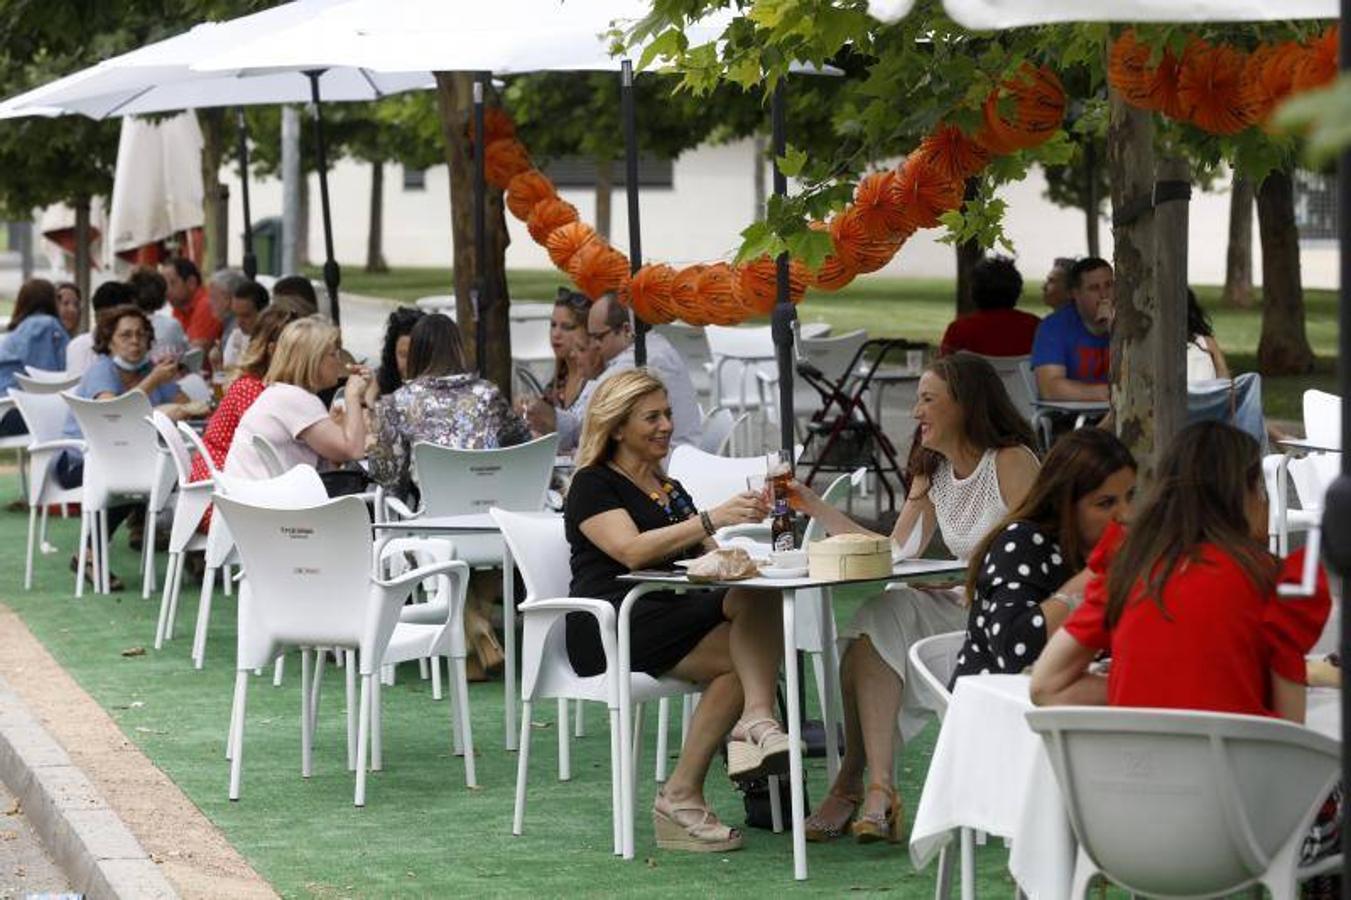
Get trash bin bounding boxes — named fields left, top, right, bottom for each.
left=250, top=217, right=283, bottom=276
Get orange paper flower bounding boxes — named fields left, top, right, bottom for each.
left=805, top=221, right=858, bottom=292
left=731, top=255, right=807, bottom=316
left=526, top=197, right=578, bottom=244
left=697, top=263, right=744, bottom=326
left=625, top=263, right=677, bottom=324
left=466, top=106, right=516, bottom=145
left=670, top=265, right=712, bottom=326
left=568, top=241, right=630, bottom=300
left=505, top=170, right=558, bottom=222
left=889, top=156, right=964, bottom=233
left=484, top=139, right=532, bottom=190
left=545, top=221, right=597, bottom=270
left=1107, top=30, right=1184, bottom=119
left=915, top=125, right=991, bottom=183
left=1293, top=25, right=1338, bottom=93
left=829, top=208, right=899, bottom=275
left=1241, top=44, right=1282, bottom=124
left=1176, top=39, right=1253, bottom=135
left=852, top=171, right=910, bottom=241
left=978, top=63, right=1067, bottom=152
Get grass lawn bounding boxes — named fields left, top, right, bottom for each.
left=0, top=485, right=1031, bottom=898
left=320, top=267, right=1339, bottom=424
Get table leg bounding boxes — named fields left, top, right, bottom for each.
left=503, top=541, right=517, bottom=751
left=818, top=588, right=841, bottom=784
left=782, top=589, right=808, bottom=881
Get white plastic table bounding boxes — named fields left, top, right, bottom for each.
left=621, top=556, right=966, bottom=879
left=909, top=674, right=1341, bottom=900
left=372, top=510, right=560, bottom=751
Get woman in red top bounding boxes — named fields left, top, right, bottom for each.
left=1031, top=421, right=1330, bottom=721
left=189, top=306, right=299, bottom=530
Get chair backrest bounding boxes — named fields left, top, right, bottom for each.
left=698, top=408, right=736, bottom=455
left=975, top=354, right=1034, bottom=421
left=802, top=468, right=865, bottom=545
left=15, top=372, right=81, bottom=393
left=207, top=465, right=329, bottom=565
left=148, top=411, right=194, bottom=485
left=177, top=372, right=212, bottom=403
left=800, top=330, right=868, bottom=385
left=667, top=443, right=767, bottom=511
left=412, top=433, right=558, bottom=517
left=8, top=389, right=72, bottom=444
left=509, top=316, right=553, bottom=363
left=214, top=494, right=376, bottom=662
left=23, top=366, right=79, bottom=384
left=179, top=347, right=204, bottom=374
left=654, top=322, right=710, bottom=368
left=62, top=390, right=162, bottom=497
left=513, top=364, right=546, bottom=400
left=1303, top=389, right=1341, bottom=451
left=1025, top=706, right=1339, bottom=897
left=490, top=508, right=571, bottom=601
left=251, top=434, right=288, bottom=477
left=906, top=631, right=967, bottom=718
left=177, top=420, right=218, bottom=478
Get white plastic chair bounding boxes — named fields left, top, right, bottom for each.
left=493, top=508, right=701, bottom=860
left=412, top=294, right=456, bottom=315
left=509, top=312, right=554, bottom=384
left=1018, top=360, right=1056, bottom=450
left=908, top=631, right=977, bottom=900
left=667, top=443, right=770, bottom=512
left=1026, top=707, right=1341, bottom=900
left=62, top=390, right=175, bottom=597
left=975, top=354, right=1033, bottom=423
left=7, top=389, right=83, bottom=590
left=191, top=465, right=329, bottom=669
left=1267, top=389, right=1342, bottom=554
left=654, top=322, right=712, bottom=400
left=177, top=372, right=212, bottom=402
left=146, top=412, right=211, bottom=647
left=14, top=372, right=81, bottom=393
left=759, top=329, right=869, bottom=433
left=251, top=434, right=288, bottom=477
left=216, top=492, right=462, bottom=807
left=377, top=537, right=477, bottom=786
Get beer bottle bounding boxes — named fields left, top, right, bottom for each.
left=770, top=484, right=795, bottom=552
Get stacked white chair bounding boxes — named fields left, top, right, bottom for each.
left=62, top=390, right=175, bottom=597
left=216, top=492, right=462, bottom=806
left=1026, top=707, right=1341, bottom=899
left=7, top=389, right=84, bottom=589
left=146, top=412, right=212, bottom=647
left=908, top=631, right=978, bottom=900
left=15, top=371, right=81, bottom=392
left=494, top=508, right=703, bottom=860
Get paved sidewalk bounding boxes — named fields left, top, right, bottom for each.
left=0, top=778, right=70, bottom=898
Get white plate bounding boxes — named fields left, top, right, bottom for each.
left=757, top=565, right=810, bottom=579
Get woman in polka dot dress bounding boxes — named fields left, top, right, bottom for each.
left=953, top=429, right=1137, bottom=681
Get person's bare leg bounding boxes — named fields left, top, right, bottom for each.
left=806, top=640, right=868, bottom=833
left=721, top=588, right=783, bottom=722
left=849, top=636, right=904, bottom=820
left=662, top=624, right=741, bottom=811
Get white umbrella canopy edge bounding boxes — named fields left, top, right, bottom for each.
left=869, top=0, right=1336, bottom=25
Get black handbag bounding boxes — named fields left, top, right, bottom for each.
left=319, top=467, right=371, bottom=497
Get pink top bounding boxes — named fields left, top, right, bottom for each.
left=224, top=383, right=329, bottom=481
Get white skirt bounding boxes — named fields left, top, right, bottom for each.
left=838, top=584, right=968, bottom=744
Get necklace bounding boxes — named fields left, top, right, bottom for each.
left=608, top=460, right=695, bottom=524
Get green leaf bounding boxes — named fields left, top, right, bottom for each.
left=784, top=229, right=834, bottom=270
left=777, top=144, right=809, bottom=178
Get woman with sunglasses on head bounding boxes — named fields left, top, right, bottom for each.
left=543, top=289, right=595, bottom=410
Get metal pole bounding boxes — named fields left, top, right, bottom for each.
left=235, top=108, right=257, bottom=281
left=473, top=74, right=489, bottom=375
left=622, top=60, right=648, bottom=367
left=770, top=83, right=796, bottom=459
left=305, top=71, right=341, bottom=327
left=1327, top=3, right=1351, bottom=888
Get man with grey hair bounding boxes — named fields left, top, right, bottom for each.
left=209, top=268, right=249, bottom=365
left=525, top=293, right=702, bottom=453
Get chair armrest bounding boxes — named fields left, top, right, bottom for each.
left=373, top=558, right=470, bottom=595
left=519, top=596, right=616, bottom=622
left=383, top=495, right=422, bottom=520
left=27, top=438, right=85, bottom=455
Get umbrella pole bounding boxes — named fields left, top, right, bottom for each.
left=473, top=74, right=489, bottom=375
left=305, top=70, right=341, bottom=328
left=235, top=108, right=257, bottom=281
left=622, top=60, right=647, bottom=366
left=1329, top=1, right=1351, bottom=882
left=770, top=83, right=796, bottom=459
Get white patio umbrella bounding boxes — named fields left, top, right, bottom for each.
left=0, top=0, right=434, bottom=318
left=106, top=113, right=206, bottom=267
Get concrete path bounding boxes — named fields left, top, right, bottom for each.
left=0, top=778, right=70, bottom=898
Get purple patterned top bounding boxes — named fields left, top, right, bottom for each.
left=369, top=373, right=531, bottom=498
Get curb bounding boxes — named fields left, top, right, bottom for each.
left=0, top=675, right=178, bottom=899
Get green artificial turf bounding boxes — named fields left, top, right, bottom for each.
left=0, top=484, right=1031, bottom=898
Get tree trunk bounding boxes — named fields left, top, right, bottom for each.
left=365, top=159, right=388, bottom=274
left=434, top=72, right=512, bottom=392
left=280, top=105, right=302, bottom=275
left=199, top=108, right=228, bottom=272
left=1255, top=169, right=1314, bottom=374
left=1221, top=173, right=1254, bottom=308
left=1152, top=155, right=1190, bottom=456
left=954, top=177, right=981, bottom=316
left=296, top=172, right=310, bottom=268
left=594, top=156, right=613, bottom=242
left=1106, top=88, right=1161, bottom=480
left=73, top=196, right=91, bottom=328
left=1083, top=140, right=1100, bottom=257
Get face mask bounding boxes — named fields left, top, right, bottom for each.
left=111, top=355, right=145, bottom=373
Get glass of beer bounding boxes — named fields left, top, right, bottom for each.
left=766, top=450, right=795, bottom=509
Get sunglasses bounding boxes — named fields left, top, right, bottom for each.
left=555, top=288, right=591, bottom=310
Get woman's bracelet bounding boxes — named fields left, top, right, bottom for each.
left=699, top=510, right=716, bottom=536
left=1049, top=591, right=1082, bottom=611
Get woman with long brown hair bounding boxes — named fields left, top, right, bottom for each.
left=797, top=352, right=1040, bottom=843
left=1032, top=421, right=1330, bottom=718
left=0, top=278, right=68, bottom=435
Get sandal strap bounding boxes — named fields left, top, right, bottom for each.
left=732, top=717, right=785, bottom=748
left=660, top=802, right=737, bottom=840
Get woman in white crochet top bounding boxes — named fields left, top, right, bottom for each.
left=793, top=352, right=1040, bottom=844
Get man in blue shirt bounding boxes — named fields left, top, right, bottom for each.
left=1031, top=256, right=1113, bottom=402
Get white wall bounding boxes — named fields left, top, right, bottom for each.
left=222, top=137, right=1339, bottom=290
